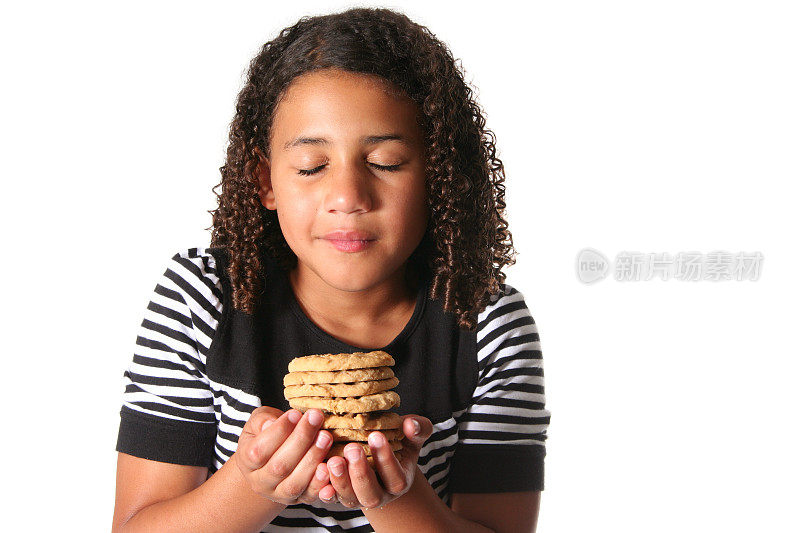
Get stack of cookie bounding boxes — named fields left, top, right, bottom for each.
left=284, top=351, right=404, bottom=467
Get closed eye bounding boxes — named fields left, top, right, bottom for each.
left=297, top=163, right=402, bottom=176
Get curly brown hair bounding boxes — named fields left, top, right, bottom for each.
left=209, top=7, right=517, bottom=331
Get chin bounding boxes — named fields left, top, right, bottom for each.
left=323, top=271, right=380, bottom=292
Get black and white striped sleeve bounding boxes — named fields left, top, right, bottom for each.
left=115, top=248, right=223, bottom=468
left=449, top=284, right=551, bottom=493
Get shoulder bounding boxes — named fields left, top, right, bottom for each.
left=475, top=282, right=539, bottom=361
left=477, top=282, right=536, bottom=333
left=480, top=282, right=528, bottom=314
left=157, top=247, right=224, bottom=320
left=167, top=246, right=222, bottom=280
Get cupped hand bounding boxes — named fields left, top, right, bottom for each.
left=234, top=406, right=335, bottom=506
left=319, top=415, right=433, bottom=509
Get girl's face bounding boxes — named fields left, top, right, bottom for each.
left=258, top=69, right=428, bottom=294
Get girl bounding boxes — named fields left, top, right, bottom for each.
left=113, top=7, right=550, bottom=533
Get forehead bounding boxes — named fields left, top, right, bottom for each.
left=287, top=69, right=406, bottom=99
left=270, top=70, right=422, bottom=148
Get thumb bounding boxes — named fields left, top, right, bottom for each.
left=402, top=415, right=433, bottom=448
left=244, top=405, right=285, bottom=435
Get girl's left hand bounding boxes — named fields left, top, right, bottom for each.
left=319, top=415, right=433, bottom=509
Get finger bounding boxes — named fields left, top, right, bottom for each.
left=258, top=409, right=325, bottom=491
left=319, top=482, right=337, bottom=503
left=344, top=443, right=384, bottom=510
left=237, top=406, right=284, bottom=457
left=401, top=416, right=433, bottom=452
left=244, top=406, right=285, bottom=435
left=298, top=462, right=332, bottom=504
left=267, top=408, right=325, bottom=470
left=274, top=428, right=333, bottom=501
left=327, top=456, right=359, bottom=508
left=367, top=432, right=406, bottom=496
left=391, top=416, right=435, bottom=469
left=238, top=409, right=302, bottom=472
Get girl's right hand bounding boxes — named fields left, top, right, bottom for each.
left=234, top=406, right=334, bottom=506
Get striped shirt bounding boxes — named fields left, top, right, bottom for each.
left=116, top=247, right=550, bottom=532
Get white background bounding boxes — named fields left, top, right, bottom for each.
left=2, top=1, right=798, bottom=531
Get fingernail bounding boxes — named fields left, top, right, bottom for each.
left=315, top=432, right=331, bottom=449
left=288, top=410, right=302, bottom=424
left=411, top=419, right=420, bottom=436
left=315, top=464, right=328, bottom=481
left=308, top=409, right=323, bottom=426
left=368, top=432, right=383, bottom=448
left=345, top=446, right=362, bottom=462
left=330, top=459, right=344, bottom=477
left=261, top=418, right=275, bottom=432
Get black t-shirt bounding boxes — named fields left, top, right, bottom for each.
left=116, top=247, right=550, bottom=531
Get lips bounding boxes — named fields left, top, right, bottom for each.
left=321, top=230, right=377, bottom=241
left=320, top=229, right=377, bottom=253
left=325, top=239, right=374, bottom=252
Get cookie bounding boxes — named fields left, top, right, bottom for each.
left=289, top=391, right=400, bottom=414
left=283, top=377, right=399, bottom=400
left=287, top=351, right=395, bottom=372
left=283, top=367, right=395, bottom=386
left=327, top=439, right=403, bottom=458
left=327, top=427, right=404, bottom=442
left=321, top=411, right=403, bottom=430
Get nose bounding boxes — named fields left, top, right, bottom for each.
left=323, top=159, right=374, bottom=214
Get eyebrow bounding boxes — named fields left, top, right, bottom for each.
left=283, top=133, right=409, bottom=151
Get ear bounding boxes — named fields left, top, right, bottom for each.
left=254, top=147, right=276, bottom=210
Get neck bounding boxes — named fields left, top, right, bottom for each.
left=288, top=261, right=422, bottom=332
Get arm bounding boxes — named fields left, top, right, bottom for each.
left=113, top=250, right=286, bottom=532
left=112, top=452, right=287, bottom=533
left=334, top=466, right=541, bottom=533
left=114, top=405, right=338, bottom=532
left=362, top=466, right=495, bottom=533
left=447, top=284, right=550, bottom=532
left=316, top=284, right=550, bottom=531
left=114, top=251, right=336, bottom=531
left=319, top=417, right=494, bottom=532
left=450, top=491, right=541, bottom=533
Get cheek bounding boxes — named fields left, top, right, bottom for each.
left=279, top=210, right=310, bottom=236
left=275, top=201, right=314, bottom=242
left=402, top=185, right=428, bottom=230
